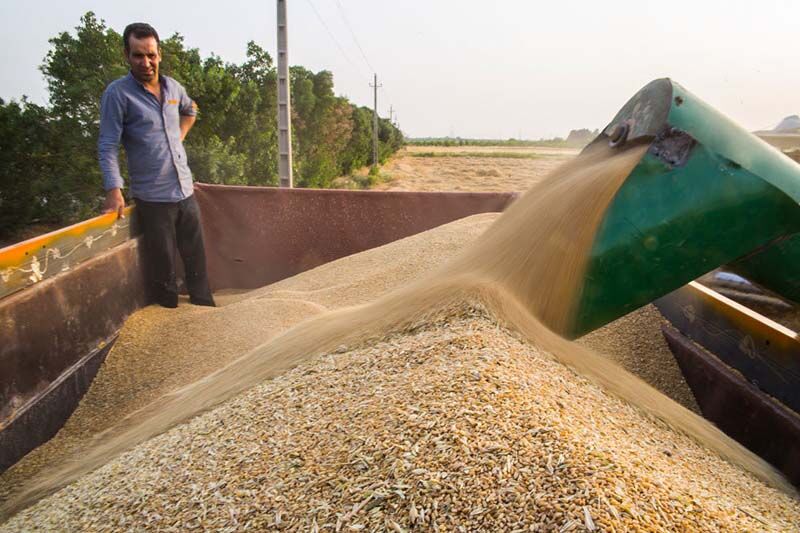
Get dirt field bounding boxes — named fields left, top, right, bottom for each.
left=376, top=145, right=579, bottom=192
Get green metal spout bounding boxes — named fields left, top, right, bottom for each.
left=567, top=78, right=800, bottom=338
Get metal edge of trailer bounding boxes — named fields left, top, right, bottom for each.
left=0, top=207, right=137, bottom=300
left=655, top=281, right=800, bottom=486
left=0, top=239, right=149, bottom=472
left=0, top=336, right=118, bottom=472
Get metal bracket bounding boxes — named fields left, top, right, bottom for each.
left=649, top=127, right=696, bottom=168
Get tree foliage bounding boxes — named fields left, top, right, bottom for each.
left=0, top=12, right=403, bottom=240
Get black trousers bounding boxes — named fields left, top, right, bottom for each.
left=134, top=195, right=215, bottom=307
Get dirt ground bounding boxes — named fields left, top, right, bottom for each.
left=375, top=145, right=579, bottom=192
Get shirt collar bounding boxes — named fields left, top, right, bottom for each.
left=126, top=71, right=167, bottom=91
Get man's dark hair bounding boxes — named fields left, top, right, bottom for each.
left=123, top=23, right=160, bottom=52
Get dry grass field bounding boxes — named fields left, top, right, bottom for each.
left=375, top=145, right=579, bottom=192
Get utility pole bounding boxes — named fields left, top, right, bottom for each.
left=277, top=0, right=293, bottom=187
left=389, top=105, right=394, bottom=125
left=370, top=74, right=382, bottom=170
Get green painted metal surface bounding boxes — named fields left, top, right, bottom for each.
left=673, top=80, right=800, bottom=305
left=668, top=83, right=800, bottom=202
left=729, top=236, right=800, bottom=304
left=565, top=79, right=800, bottom=338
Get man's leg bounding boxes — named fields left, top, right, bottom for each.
left=135, top=198, right=180, bottom=308
left=176, top=195, right=215, bottom=306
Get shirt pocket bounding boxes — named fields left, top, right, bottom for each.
left=165, top=100, right=181, bottom=118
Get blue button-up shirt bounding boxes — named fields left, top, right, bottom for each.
left=98, top=73, right=196, bottom=202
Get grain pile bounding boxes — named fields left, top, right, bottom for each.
left=0, top=214, right=498, bottom=502
left=4, top=307, right=799, bottom=531
left=2, top=143, right=798, bottom=527
left=580, top=306, right=700, bottom=413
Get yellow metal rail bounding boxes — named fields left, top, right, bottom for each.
left=0, top=207, right=136, bottom=299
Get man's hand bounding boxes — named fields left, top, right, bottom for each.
left=103, top=188, right=126, bottom=219
left=179, top=114, right=196, bottom=141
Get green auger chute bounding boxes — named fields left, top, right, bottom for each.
left=566, top=78, right=800, bottom=338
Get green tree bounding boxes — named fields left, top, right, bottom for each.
left=225, top=42, right=279, bottom=185
left=38, top=12, right=127, bottom=224
left=340, top=106, right=373, bottom=173
left=42, top=12, right=127, bottom=128
left=0, top=99, right=51, bottom=238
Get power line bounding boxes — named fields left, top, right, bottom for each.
left=304, top=0, right=395, bottom=120
left=303, top=0, right=369, bottom=82
left=333, top=0, right=375, bottom=74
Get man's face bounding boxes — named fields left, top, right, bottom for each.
left=126, top=35, right=161, bottom=84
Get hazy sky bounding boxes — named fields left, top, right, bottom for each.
left=2, top=0, right=798, bottom=138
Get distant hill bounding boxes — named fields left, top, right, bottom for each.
left=565, top=128, right=599, bottom=148
left=774, top=115, right=800, bottom=133
left=755, top=115, right=800, bottom=151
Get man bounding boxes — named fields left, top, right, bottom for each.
left=99, top=22, right=215, bottom=308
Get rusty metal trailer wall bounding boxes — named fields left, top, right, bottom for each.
left=661, top=327, right=800, bottom=486
left=655, top=282, right=800, bottom=486
left=194, top=184, right=517, bottom=291
left=0, top=240, right=149, bottom=471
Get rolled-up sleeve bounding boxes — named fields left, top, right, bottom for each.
left=98, top=86, right=125, bottom=191
left=178, top=84, right=197, bottom=116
